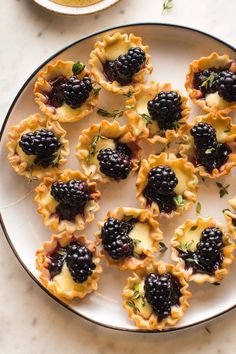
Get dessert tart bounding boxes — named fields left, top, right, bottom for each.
left=180, top=113, right=236, bottom=178
left=35, top=169, right=101, bottom=233
left=224, top=197, right=236, bottom=240
left=95, top=207, right=163, bottom=270
left=34, top=59, right=100, bottom=123
left=125, top=82, right=190, bottom=143
left=136, top=153, right=198, bottom=218
left=36, top=232, right=102, bottom=300
left=185, top=52, right=236, bottom=114
left=89, top=32, right=153, bottom=95
left=171, top=216, right=235, bottom=284
left=7, top=113, right=69, bottom=180
left=76, top=120, right=141, bottom=183
left=122, top=261, right=191, bottom=330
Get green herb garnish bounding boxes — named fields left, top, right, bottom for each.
left=201, top=72, right=217, bottom=89
left=190, top=225, right=198, bottom=231
left=140, top=113, right=153, bottom=127
left=91, top=87, right=101, bottom=96
left=162, top=0, right=173, bottom=12
left=216, top=182, right=229, bottom=198
left=174, top=195, right=187, bottom=209
left=86, top=135, right=107, bottom=161
left=178, top=240, right=194, bottom=253
left=196, top=202, right=202, bottom=214
left=57, top=248, right=67, bottom=256
left=97, top=108, right=124, bottom=120
left=159, top=242, right=168, bottom=254
left=123, top=91, right=133, bottom=98
left=72, top=61, right=85, bottom=75
left=126, top=300, right=140, bottom=313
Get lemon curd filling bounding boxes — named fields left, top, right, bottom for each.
left=51, top=0, right=102, bottom=7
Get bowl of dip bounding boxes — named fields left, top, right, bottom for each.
left=33, top=0, right=121, bottom=15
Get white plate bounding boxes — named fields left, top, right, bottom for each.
left=33, top=0, right=121, bottom=15
left=1, top=23, right=236, bottom=332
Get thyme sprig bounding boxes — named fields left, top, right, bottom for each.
left=97, top=108, right=124, bottom=120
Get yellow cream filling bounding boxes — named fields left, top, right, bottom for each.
left=53, top=263, right=88, bottom=292
left=16, top=144, right=36, bottom=165
left=174, top=167, right=190, bottom=195
left=128, top=222, right=152, bottom=255
left=205, top=92, right=228, bottom=109
left=132, top=281, right=152, bottom=319
left=177, top=225, right=205, bottom=252
left=89, top=138, right=116, bottom=171
left=40, top=190, right=59, bottom=213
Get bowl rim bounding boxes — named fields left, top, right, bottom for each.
left=1, top=22, right=236, bottom=333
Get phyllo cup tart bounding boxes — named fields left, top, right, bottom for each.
left=36, top=232, right=102, bottom=300
left=171, top=216, right=235, bottom=284
left=224, top=197, right=236, bottom=240
left=95, top=207, right=163, bottom=271
left=7, top=113, right=69, bottom=180
left=179, top=113, right=236, bottom=179
left=34, top=59, right=100, bottom=123
left=185, top=52, right=236, bottom=114
left=35, top=169, right=101, bottom=233
left=125, top=82, right=190, bottom=143
left=89, top=32, right=153, bottom=95
left=136, top=153, right=198, bottom=218
left=76, top=120, right=141, bottom=183
left=122, top=261, right=191, bottom=330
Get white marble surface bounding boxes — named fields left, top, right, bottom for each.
left=0, top=0, right=236, bottom=353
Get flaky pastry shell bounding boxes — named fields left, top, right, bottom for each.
left=179, top=113, right=236, bottom=179
left=75, top=120, right=142, bottom=183
left=136, top=153, right=198, bottom=218
left=171, top=216, right=235, bottom=284
left=36, top=232, right=102, bottom=300
left=185, top=52, right=236, bottom=114
left=89, top=32, right=153, bottom=95
left=95, top=207, right=163, bottom=270
left=34, top=60, right=99, bottom=123
left=125, top=82, right=190, bottom=143
left=122, top=261, right=191, bottom=330
left=7, top=113, right=69, bottom=180
left=35, top=169, right=101, bottom=233
left=223, top=197, right=236, bottom=240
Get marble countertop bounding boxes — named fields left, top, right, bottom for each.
left=0, top=0, right=236, bottom=353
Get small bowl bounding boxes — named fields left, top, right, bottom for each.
left=33, top=0, right=121, bottom=15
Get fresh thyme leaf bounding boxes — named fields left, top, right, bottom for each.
left=50, top=151, right=60, bottom=167
left=136, top=159, right=142, bottom=173
left=126, top=300, right=140, bottom=313
left=186, top=257, right=195, bottom=263
left=201, top=72, right=217, bottom=89
left=177, top=240, right=194, bottom=253
left=91, top=87, right=101, bottom=96
left=162, top=0, right=173, bottom=12
left=97, top=108, right=124, bottom=120
left=159, top=242, right=168, bottom=254
left=172, top=121, right=184, bottom=131
left=196, top=202, right=202, bottom=214
left=156, top=129, right=166, bottom=137
left=190, top=225, right=198, bottom=231
left=174, top=195, right=187, bottom=209
left=125, top=103, right=135, bottom=109
left=123, top=215, right=135, bottom=222
left=57, top=248, right=67, bottom=256
left=123, top=91, right=134, bottom=98
left=205, top=147, right=215, bottom=154
left=72, top=61, right=85, bottom=75
left=86, top=135, right=107, bottom=161
left=140, top=113, right=153, bottom=127
left=216, top=182, right=229, bottom=198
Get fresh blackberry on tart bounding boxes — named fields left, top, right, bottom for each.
left=171, top=217, right=235, bottom=283
left=76, top=120, right=141, bottom=183
left=35, top=169, right=100, bottom=233
left=89, top=32, right=152, bottom=94
left=36, top=233, right=102, bottom=300
left=97, top=207, right=163, bottom=270
left=34, top=59, right=99, bottom=123
left=125, top=82, right=190, bottom=144
left=185, top=52, right=236, bottom=113
left=122, top=262, right=191, bottom=330
left=7, top=113, right=69, bottom=180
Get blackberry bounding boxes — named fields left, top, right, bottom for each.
left=196, top=142, right=231, bottom=173
left=47, top=76, right=68, bottom=108
left=103, top=47, right=146, bottom=86
left=97, top=143, right=132, bottom=180
left=147, top=91, right=182, bottom=130
left=143, top=185, right=177, bottom=214
left=194, top=68, right=218, bottom=96
left=66, top=242, right=96, bottom=283
left=51, top=180, right=90, bottom=207
left=179, top=227, right=224, bottom=275
left=19, top=129, right=60, bottom=167
left=48, top=249, right=66, bottom=279
left=190, top=122, right=218, bottom=153
left=62, top=76, right=92, bottom=109
left=216, top=70, right=236, bottom=102
left=147, top=166, right=178, bottom=195
left=51, top=180, right=90, bottom=221
left=144, top=273, right=181, bottom=321
left=101, top=217, right=134, bottom=259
